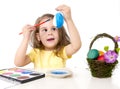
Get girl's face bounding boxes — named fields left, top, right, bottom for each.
left=37, top=18, right=59, bottom=50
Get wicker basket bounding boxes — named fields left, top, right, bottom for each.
left=87, top=33, right=118, bottom=78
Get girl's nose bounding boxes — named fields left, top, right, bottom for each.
left=47, top=29, right=52, bottom=35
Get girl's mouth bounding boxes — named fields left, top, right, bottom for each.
left=47, top=38, right=55, bottom=41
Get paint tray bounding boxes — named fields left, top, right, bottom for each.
left=0, top=67, right=45, bottom=84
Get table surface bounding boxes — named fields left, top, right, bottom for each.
left=1, top=66, right=120, bottom=89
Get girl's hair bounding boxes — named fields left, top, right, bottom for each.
left=30, top=13, right=70, bottom=56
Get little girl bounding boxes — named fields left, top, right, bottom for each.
left=14, top=4, right=82, bottom=70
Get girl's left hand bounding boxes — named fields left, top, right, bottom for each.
left=55, top=4, right=72, bottom=22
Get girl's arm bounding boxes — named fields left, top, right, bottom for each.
left=56, top=5, right=82, bottom=56
left=14, top=25, right=35, bottom=66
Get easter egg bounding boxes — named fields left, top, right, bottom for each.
left=53, top=12, right=64, bottom=28
left=87, top=49, right=99, bottom=59
left=99, top=51, right=104, bottom=56
left=97, top=55, right=105, bottom=62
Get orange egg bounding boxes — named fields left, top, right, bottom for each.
left=99, top=51, right=104, bottom=56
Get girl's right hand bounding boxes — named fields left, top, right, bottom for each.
left=22, top=24, right=36, bottom=38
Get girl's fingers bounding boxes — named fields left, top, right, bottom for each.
left=20, top=25, right=35, bottom=35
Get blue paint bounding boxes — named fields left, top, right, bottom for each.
left=22, top=70, right=32, bottom=74
left=51, top=71, right=67, bottom=74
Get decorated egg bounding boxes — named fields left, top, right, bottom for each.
left=97, top=55, right=105, bottom=62
left=53, top=12, right=64, bottom=28
left=99, top=51, right=104, bottom=56
left=87, top=49, right=99, bottom=59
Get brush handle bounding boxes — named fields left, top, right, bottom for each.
left=19, top=19, right=50, bottom=35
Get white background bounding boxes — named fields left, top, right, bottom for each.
left=0, top=0, right=120, bottom=69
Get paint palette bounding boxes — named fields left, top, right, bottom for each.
left=0, top=67, right=45, bottom=84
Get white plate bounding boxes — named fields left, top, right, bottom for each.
left=47, top=69, right=72, bottom=78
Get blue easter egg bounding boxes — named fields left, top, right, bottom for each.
left=53, top=12, right=64, bottom=28
left=87, top=49, right=99, bottom=59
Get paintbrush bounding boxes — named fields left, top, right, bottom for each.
left=19, top=18, right=50, bottom=35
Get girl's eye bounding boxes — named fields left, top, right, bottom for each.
left=52, top=27, right=57, bottom=31
left=44, top=29, right=47, bottom=32
left=41, top=29, right=47, bottom=32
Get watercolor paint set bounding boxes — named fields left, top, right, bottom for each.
left=0, top=67, right=45, bottom=84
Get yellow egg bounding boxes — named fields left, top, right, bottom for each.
left=99, top=51, right=104, bottom=56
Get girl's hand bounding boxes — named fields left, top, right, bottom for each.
left=55, top=4, right=72, bottom=22
left=22, top=24, right=36, bottom=38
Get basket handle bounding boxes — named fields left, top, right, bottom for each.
left=89, top=33, right=118, bottom=53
